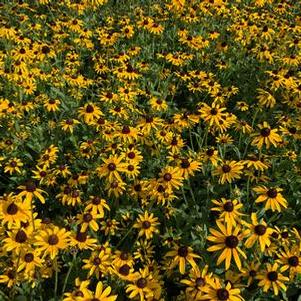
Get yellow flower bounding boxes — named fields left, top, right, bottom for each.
left=251, top=121, right=282, bottom=149
left=213, top=160, right=244, bottom=184
left=77, top=211, right=100, bottom=232
left=158, top=166, right=184, bottom=191
left=44, top=98, right=60, bottom=112
left=166, top=244, right=200, bottom=274
left=201, top=276, right=244, bottom=301
left=4, top=158, right=23, bottom=175
left=17, top=181, right=47, bottom=204
left=133, top=211, right=160, bottom=240
left=0, top=193, right=30, bottom=228
left=253, top=185, right=287, bottom=212
left=82, top=249, right=111, bottom=278
left=181, top=265, right=212, bottom=300
left=35, top=226, right=70, bottom=259
left=78, top=103, right=103, bottom=124
left=211, top=198, right=243, bottom=229
left=97, top=155, right=126, bottom=182
left=243, top=213, right=273, bottom=252
left=207, top=221, right=246, bottom=270
left=256, top=263, right=289, bottom=296
left=82, top=281, right=117, bottom=301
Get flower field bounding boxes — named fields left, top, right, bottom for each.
left=0, top=0, right=301, bottom=300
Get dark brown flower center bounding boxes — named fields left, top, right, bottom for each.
left=91, top=256, right=100, bottom=266
left=288, top=256, right=299, bottom=267
left=10, top=160, right=17, bottom=167
left=210, top=108, right=218, bottom=115
left=15, top=230, right=27, bottom=243
left=206, top=149, right=214, bottom=156
left=163, top=173, right=172, bottom=181
left=217, top=288, right=229, bottom=300
left=225, top=235, right=239, bottom=248
left=119, top=264, right=130, bottom=276
left=222, top=164, right=231, bottom=173
left=267, top=271, right=278, bottom=281
left=223, top=201, right=234, bottom=212
left=92, top=196, right=101, bottom=205
left=76, top=232, right=87, bottom=242
left=122, top=126, right=130, bottom=134
left=128, top=152, right=135, bottom=159
left=249, top=270, right=257, bottom=277
left=85, top=104, right=94, bottom=113
left=41, top=45, right=50, bottom=54
left=137, top=277, right=147, bottom=288
left=254, top=225, right=266, bottom=236
left=120, top=252, right=129, bottom=260
left=83, top=213, right=92, bottom=223
left=48, top=234, right=59, bottom=245
left=26, top=181, right=36, bottom=192
left=7, top=203, right=18, bottom=215
left=178, top=246, right=188, bottom=257
left=260, top=127, right=271, bottom=137
left=24, top=253, right=34, bottom=262
left=142, top=221, right=151, bottom=229
left=128, top=165, right=134, bottom=171
left=108, top=163, right=116, bottom=171
left=267, top=188, right=277, bottom=198
left=74, top=290, right=84, bottom=297
left=281, top=231, right=289, bottom=239
left=181, top=159, right=190, bottom=169
left=195, top=277, right=205, bottom=287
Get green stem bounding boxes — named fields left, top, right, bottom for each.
left=62, top=253, right=77, bottom=296
left=54, top=258, right=58, bottom=300
left=187, top=178, right=197, bottom=211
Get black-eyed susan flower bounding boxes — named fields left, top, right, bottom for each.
left=78, top=103, right=103, bottom=124
left=251, top=122, right=282, bottom=149
left=213, top=161, right=244, bottom=184
left=77, top=211, right=100, bottom=232
left=211, top=198, right=243, bottom=229
left=125, top=267, right=154, bottom=301
left=207, top=221, right=247, bottom=270
left=253, top=186, right=288, bottom=212
left=82, top=249, right=111, bottom=278
left=133, top=211, right=160, bottom=240
left=158, top=166, right=184, bottom=191
left=85, top=196, right=110, bottom=217
left=256, top=263, right=289, bottom=296
left=201, top=276, right=244, bottom=301
left=243, top=213, right=273, bottom=252
left=17, top=181, right=47, bottom=204
left=35, top=226, right=70, bottom=259
left=166, top=244, right=200, bottom=274
left=4, top=157, right=23, bottom=175
left=0, top=194, right=30, bottom=228
left=70, top=230, right=97, bottom=250
left=81, top=281, right=117, bottom=301
left=278, top=247, right=301, bottom=278
left=97, top=155, right=126, bottom=182
left=181, top=265, right=212, bottom=300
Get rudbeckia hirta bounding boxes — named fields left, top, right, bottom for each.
left=256, top=263, right=289, bottom=296
left=207, top=221, right=247, bottom=270
left=202, top=276, right=244, bottom=301
left=213, top=160, right=244, bottom=184
left=243, top=213, right=273, bottom=252
left=166, top=244, right=200, bottom=274
left=133, top=211, right=160, bottom=240
left=35, top=226, right=70, bottom=259
left=251, top=121, right=282, bottom=149
left=253, top=186, right=287, bottom=212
